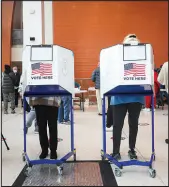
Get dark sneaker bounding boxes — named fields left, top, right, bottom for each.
left=128, top=149, right=138, bottom=160
left=4, top=111, right=8, bottom=114
left=11, top=110, right=16, bottom=114
left=165, top=139, right=169, bottom=144
left=50, top=151, right=57, bottom=159
left=110, top=153, right=121, bottom=160
left=39, top=151, right=48, bottom=159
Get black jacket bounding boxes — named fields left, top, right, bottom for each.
left=9, top=72, right=21, bottom=87
left=2, top=69, right=15, bottom=94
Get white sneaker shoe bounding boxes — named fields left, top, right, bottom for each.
left=143, top=108, right=151, bottom=112
left=106, top=126, right=113, bottom=132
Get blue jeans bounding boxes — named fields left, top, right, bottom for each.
left=58, top=96, right=71, bottom=122
left=26, top=108, right=37, bottom=128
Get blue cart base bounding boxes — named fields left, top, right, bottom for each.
left=23, top=85, right=76, bottom=176
left=101, top=150, right=156, bottom=178
left=101, top=85, right=156, bottom=178
left=22, top=149, right=76, bottom=176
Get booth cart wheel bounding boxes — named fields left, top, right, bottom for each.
left=73, top=149, right=76, bottom=161
left=101, top=156, right=105, bottom=161
left=74, top=154, right=76, bottom=161
left=115, top=168, right=122, bottom=177
left=153, top=155, right=156, bottom=161
left=22, top=154, right=26, bottom=162
left=24, top=167, right=32, bottom=177
left=57, top=166, right=63, bottom=175
left=149, top=169, right=156, bottom=178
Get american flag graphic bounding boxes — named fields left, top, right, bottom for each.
left=124, top=63, right=146, bottom=76
left=31, top=62, right=52, bottom=76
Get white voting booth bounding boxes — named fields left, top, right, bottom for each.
left=100, top=44, right=154, bottom=98
left=22, top=45, right=74, bottom=94
left=21, top=45, right=77, bottom=170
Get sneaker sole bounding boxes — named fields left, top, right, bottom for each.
left=128, top=154, right=137, bottom=160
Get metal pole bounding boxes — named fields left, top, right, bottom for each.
left=102, top=96, right=106, bottom=153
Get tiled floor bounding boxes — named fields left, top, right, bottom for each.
left=2, top=104, right=168, bottom=186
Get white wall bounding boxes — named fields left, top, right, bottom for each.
left=22, top=1, right=42, bottom=46
left=44, top=1, right=53, bottom=44
left=11, top=46, right=23, bottom=61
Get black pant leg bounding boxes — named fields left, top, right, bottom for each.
left=35, top=105, right=49, bottom=152
left=128, top=102, right=142, bottom=150
left=166, top=93, right=169, bottom=105
left=21, top=99, right=23, bottom=107
left=47, top=106, right=58, bottom=152
left=108, top=97, right=111, bottom=107
left=106, top=105, right=113, bottom=127
left=15, top=89, right=19, bottom=106
left=112, top=104, right=127, bottom=154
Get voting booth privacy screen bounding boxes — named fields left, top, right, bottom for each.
left=100, top=44, right=154, bottom=97
left=22, top=45, right=74, bottom=94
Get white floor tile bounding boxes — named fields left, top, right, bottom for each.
left=2, top=105, right=168, bottom=186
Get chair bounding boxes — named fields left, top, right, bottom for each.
left=88, top=87, right=96, bottom=105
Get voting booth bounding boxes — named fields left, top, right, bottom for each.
left=100, top=43, right=156, bottom=178
left=21, top=45, right=76, bottom=175
left=100, top=43, right=154, bottom=98
left=22, top=45, right=74, bottom=95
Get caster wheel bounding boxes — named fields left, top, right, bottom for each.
left=74, top=154, right=76, bottom=161
left=153, top=155, right=156, bottom=161
left=28, top=163, right=32, bottom=168
left=149, top=169, right=156, bottom=178
left=24, top=167, right=31, bottom=177
left=101, top=156, right=105, bottom=161
left=57, top=166, right=63, bottom=175
left=115, top=168, right=122, bottom=177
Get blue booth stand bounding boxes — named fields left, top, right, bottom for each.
left=22, top=85, right=76, bottom=176
left=101, top=85, right=156, bottom=178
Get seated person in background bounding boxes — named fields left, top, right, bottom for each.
left=144, top=70, right=160, bottom=111
left=157, top=61, right=168, bottom=144
left=75, top=81, right=80, bottom=89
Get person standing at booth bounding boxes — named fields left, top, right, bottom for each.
left=10, top=66, right=21, bottom=107
left=110, top=34, right=144, bottom=160
left=29, top=96, right=61, bottom=159
left=144, top=70, right=160, bottom=111
left=2, top=65, right=16, bottom=114
left=58, top=96, right=71, bottom=125
left=157, top=61, right=168, bottom=144
left=91, top=62, right=103, bottom=115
